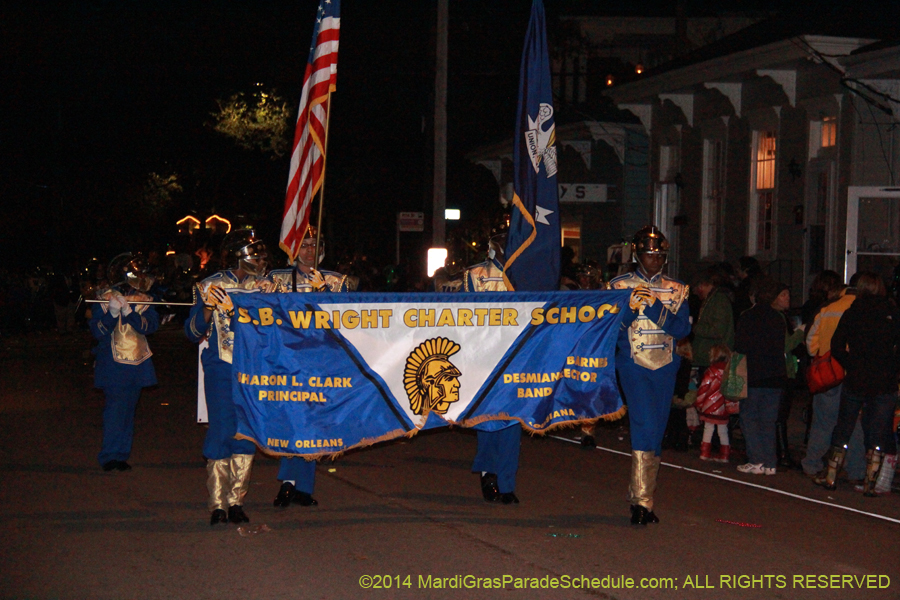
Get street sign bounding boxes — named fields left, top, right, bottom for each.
left=397, top=211, right=425, bottom=232
left=559, top=183, right=609, bottom=203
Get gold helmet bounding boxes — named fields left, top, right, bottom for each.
left=107, top=252, right=155, bottom=292
left=221, top=227, right=268, bottom=275
left=631, top=225, right=669, bottom=258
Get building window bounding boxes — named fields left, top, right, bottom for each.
left=750, top=131, right=776, bottom=254
left=821, top=116, right=836, bottom=147
left=552, top=54, right=587, bottom=105
left=701, top=139, right=725, bottom=257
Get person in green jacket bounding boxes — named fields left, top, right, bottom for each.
left=692, top=267, right=735, bottom=377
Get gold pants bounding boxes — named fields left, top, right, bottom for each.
left=206, top=454, right=254, bottom=511
left=227, top=454, right=254, bottom=507
left=629, top=450, right=660, bottom=511
left=206, top=459, right=230, bottom=512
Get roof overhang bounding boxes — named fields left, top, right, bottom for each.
left=606, top=35, right=876, bottom=104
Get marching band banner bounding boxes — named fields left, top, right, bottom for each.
left=231, top=290, right=628, bottom=458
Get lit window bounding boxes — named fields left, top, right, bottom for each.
left=756, top=131, right=776, bottom=190
left=752, top=131, right=776, bottom=253
left=821, top=116, right=836, bottom=147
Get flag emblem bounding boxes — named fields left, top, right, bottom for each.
left=524, top=103, right=557, bottom=176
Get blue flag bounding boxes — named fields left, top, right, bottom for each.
left=503, top=0, right=561, bottom=292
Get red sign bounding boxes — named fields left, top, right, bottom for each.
left=397, top=211, right=425, bottom=232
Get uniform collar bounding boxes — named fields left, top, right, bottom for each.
left=634, top=269, right=662, bottom=285
left=222, top=270, right=252, bottom=284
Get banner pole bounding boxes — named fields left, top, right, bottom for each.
left=314, top=91, right=333, bottom=264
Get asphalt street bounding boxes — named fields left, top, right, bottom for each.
left=2, top=325, right=899, bottom=600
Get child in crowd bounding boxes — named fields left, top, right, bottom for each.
left=694, top=345, right=737, bottom=463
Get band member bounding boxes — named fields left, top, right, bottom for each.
left=185, top=228, right=269, bottom=526
left=267, top=226, right=349, bottom=509
left=90, top=252, right=159, bottom=472
left=433, top=251, right=464, bottom=293
left=462, top=215, right=521, bottom=504
left=610, top=226, right=690, bottom=525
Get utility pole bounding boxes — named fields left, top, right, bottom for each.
left=432, top=0, right=448, bottom=248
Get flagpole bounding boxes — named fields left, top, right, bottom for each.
left=313, top=91, right=333, bottom=263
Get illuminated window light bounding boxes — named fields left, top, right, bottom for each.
left=427, top=248, right=448, bottom=277
left=445, top=209, right=461, bottom=220
left=205, top=214, right=232, bottom=234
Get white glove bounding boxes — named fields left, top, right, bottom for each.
left=120, top=296, right=133, bottom=317
left=308, top=269, right=328, bottom=292
left=107, top=293, right=124, bottom=318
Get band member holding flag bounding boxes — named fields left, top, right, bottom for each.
left=463, top=216, right=520, bottom=504
left=610, top=226, right=690, bottom=526
left=185, top=228, right=269, bottom=526
left=90, top=252, right=159, bottom=472
left=271, top=0, right=341, bottom=509
left=461, top=0, right=562, bottom=505
left=268, top=225, right=350, bottom=508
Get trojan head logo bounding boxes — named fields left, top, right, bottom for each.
left=403, top=337, right=462, bottom=416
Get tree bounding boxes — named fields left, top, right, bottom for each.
left=140, top=172, right=183, bottom=217
left=211, top=86, right=292, bottom=159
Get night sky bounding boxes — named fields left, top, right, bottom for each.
left=3, top=0, right=794, bottom=273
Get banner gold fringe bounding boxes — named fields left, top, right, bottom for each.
left=236, top=404, right=627, bottom=459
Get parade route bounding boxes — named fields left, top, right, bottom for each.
left=2, top=326, right=899, bottom=600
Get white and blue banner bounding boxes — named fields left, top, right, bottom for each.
left=231, top=291, right=628, bottom=457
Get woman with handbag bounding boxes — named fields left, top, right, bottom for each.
left=734, top=277, right=791, bottom=475
left=803, top=272, right=866, bottom=480
left=814, top=272, right=900, bottom=495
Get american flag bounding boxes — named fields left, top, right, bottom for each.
left=280, top=0, right=341, bottom=261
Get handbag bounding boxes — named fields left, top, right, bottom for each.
left=807, top=351, right=844, bottom=394
left=721, top=352, right=748, bottom=401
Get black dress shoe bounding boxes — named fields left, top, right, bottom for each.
left=500, top=492, right=519, bottom=505
left=480, top=473, right=500, bottom=502
left=646, top=511, right=660, bottom=524
left=292, top=491, right=319, bottom=506
left=274, top=482, right=295, bottom=507
left=210, top=509, right=228, bottom=526
left=581, top=435, right=596, bottom=448
left=228, top=505, right=250, bottom=523
left=115, top=461, right=132, bottom=471
left=630, top=504, right=650, bottom=526
left=102, top=461, right=118, bottom=472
